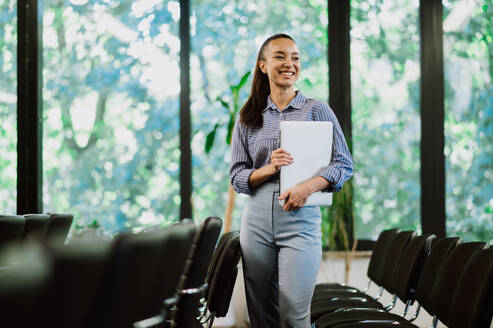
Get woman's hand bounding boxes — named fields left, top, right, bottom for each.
left=278, top=184, right=311, bottom=211
left=270, top=148, right=293, bottom=173
left=278, top=177, right=330, bottom=211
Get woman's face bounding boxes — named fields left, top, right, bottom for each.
left=259, top=38, right=301, bottom=89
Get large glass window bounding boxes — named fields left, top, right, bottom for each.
left=43, top=0, right=181, bottom=233
left=351, top=0, right=421, bottom=239
left=190, top=0, right=329, bottom=228
left=0, top=0, right=17, bottom=214
left=443, top=0, right=492, bottom=242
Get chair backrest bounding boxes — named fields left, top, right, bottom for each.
left=46, top=213, right=74, bottom=246
left=204, top=231, right=239, bottom=301
left=414, top=237, right=461, bottom=314
left=92, top=228, right=180, bottom=328
left=44, top=240, right=111, bottom=328
left=366, top=228, right=399, bottom=284
left=447, top=247, right=493, bottom=328
left=171, top=216, right=222, bottom=327
left=432, top=241, right=487, bottom=325
left=0, top=243, right=51, bottom=328
left=0, top=215, right=26, bottom=253
left=378, top=230, right=415, bottom=290
left=21, top=214, right=50, bottom=243
left=139, top=221, right=197, bottom=320
left=207, top=233, right=242, bottom=318
left=390, top=234, right=436, bottom=301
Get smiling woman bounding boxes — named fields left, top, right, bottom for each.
left=190, top=0, right=328, bottom=230
left=229, top=34, right=353, bottom=327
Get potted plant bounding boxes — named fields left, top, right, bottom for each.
left=321, top=179, right=357, bottom=284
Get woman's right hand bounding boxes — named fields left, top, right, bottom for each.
left=270, top=148, right=294, bottom=173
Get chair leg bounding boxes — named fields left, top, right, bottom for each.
left=207, top=312, right=215, bottom=328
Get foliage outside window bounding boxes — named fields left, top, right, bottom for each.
left=190, top=0, right=328, bottom=228
left=43, top=0, right=181, bottom=233
left=351, top=0, right=421, bottom=240
left=0, top=0, right=17, bottom=214
left=443, top=0, right=492, bottom=242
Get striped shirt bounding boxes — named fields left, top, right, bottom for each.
left=230, top=91, right=353, bottom=195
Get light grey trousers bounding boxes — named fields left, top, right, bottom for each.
left=240, top=182, right=322, bottom=328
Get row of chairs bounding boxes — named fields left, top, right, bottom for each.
left=0, top=213, right=73, bottom=251
left=311, top=229, right=493, bottom=328
left=0, top=216, right=242, bottom=328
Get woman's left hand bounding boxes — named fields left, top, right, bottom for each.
left=278, top=183, right=311, bottom=211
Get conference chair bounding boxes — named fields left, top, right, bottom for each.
left=202, top=231, right=242, bottom=327
left=46, top=213, right=74, bottom=246
left=0, top=242, right=51, bottom=328
left=20, top=214, right=50, bottom=243
left=325, top=240, right=488, bottom=328
left=313, top=228, right=399, bottom=297
left=311, top=230, right=415, bottom=322
left=42, top=239, right=112, bottom=328
left=139, top=221, right=197, bottom=320
left=133, top=216, right=223, bottom=328
left=90, top=228, right=183, bottom=328
left=170, top=216, right=223, bottom=327
left=447, top=246, right=493, bottom=328
left=314, top=234, right=436, bottom=327
left=0, top=215, right=25, bottom=254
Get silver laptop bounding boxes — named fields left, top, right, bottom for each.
left=279, top=121, right=333, bottom=207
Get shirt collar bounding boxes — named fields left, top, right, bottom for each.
left=264, top=90, right=306, bottom=112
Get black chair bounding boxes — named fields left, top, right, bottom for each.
left=329, top=240, right=487, bottom=328
left=447, top=247, right=493, bottom=328
left=139, top=221, right=197, bottom=320
left=431, top=241, right=488, bottom=327
left=134, top=219, right=229, bottom=328
left=20, top=214, right=50, bottom=243
left=169, top=216, right=223, bottom=327
left=0, top=243, right=51, bottom=328
left=42, top=239, right=112, bottom=328
left=313, top=228, right=399, bottom=296
left=314, top=234, right=436, bottom=327
left=46, top=213, right=73, bottom=246
left=90, top=228, right=185, bottom=328
left=204, top=231, right=240, bottom=303
left=203, top=232, right=242, bottom=327
left=0, top=215, right=25, bottom=254
left=311, top=231, right=415, bottom=322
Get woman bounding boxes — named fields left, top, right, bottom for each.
left=230, top=34, right=353, bottom=328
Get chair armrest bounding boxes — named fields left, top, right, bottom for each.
left=162, top=295, right=178, bottom=320
left=177, top=282, right=208, bottom=296
left=133, top=315, right=165, bottom=328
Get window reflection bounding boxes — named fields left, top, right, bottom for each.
left=351, top=0, right=421, bottom=239
left=43, top=0, right=181, bottom=233
left=443, top=0, right=493, bottom=242
left=0, top=0, right=17, bottom=213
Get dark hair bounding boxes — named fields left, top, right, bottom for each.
left=239, top=34, right=295, bottom=128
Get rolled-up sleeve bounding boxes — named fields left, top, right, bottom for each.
left=317, top=103, right=354, bottom=192
left=229, top=119, right=255, bottom=195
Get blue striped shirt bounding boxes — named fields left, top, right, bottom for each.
left=230, top=91, right=353, bottom=195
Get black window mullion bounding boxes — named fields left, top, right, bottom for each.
left=179, top=0, right=192, bottom=220
left=419, top=0, right=446, bottom=237
left=17, top=0, right=43, bottom=215
left=328, top=0, right=354, bottom=247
